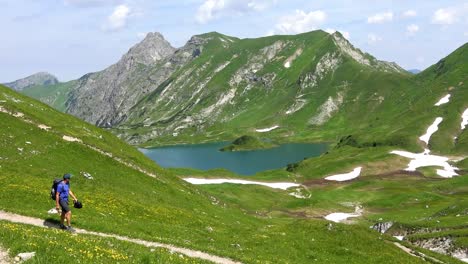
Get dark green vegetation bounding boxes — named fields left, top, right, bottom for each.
left=219, top=135, right=276, bottom=151
left=0, top=84, right=435, bottom=263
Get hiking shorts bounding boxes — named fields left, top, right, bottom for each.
left=59, top=199, right=70, bottom=213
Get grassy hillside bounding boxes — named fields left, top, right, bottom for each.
left=22, top=80, right=75, bottom=112
left=114, top=31, right=466, bottom=161
left=0, top=84, right=437, bottom=263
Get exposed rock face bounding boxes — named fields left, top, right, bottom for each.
left=309, top=91, right=344, bottom=125
left=414, top=237, right=468, bottom=261
left=371, top=222, right=394, bottom=233
left=4, top=72, right=58, bottom=91
left=331, top=32, right=406, bottom=73
left=66, top=32, right=177, bottom=127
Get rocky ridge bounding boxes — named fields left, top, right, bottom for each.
left=66, top=32, right=177, bottom=127
left=4, top=72, right=58, bottom=91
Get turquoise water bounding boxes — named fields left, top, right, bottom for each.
left=140, top=142, right=327, bottom=175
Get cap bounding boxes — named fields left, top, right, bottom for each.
left=63, top=173, right=72, bottom=180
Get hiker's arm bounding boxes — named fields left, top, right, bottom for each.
left=55, top=191, right=60, bottom=209
left=69, top=189, right=78, bottom=201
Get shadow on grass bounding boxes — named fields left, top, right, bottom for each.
left=43, top=217, right=61, bottom=229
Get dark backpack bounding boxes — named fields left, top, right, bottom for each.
left=50, top=179, right=62, bottom=200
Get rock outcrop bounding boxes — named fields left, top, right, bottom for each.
left=4, top=72, right=58, bottom=91
left=66, top=32, right=177, bottom=127
left=371, top=222, right=394, bottom=233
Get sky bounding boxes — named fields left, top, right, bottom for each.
left=0, top=0, right=467, bottom=82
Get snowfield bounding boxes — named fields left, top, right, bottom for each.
left=183, top=178, right=300, bottom=190
left=255, top=125, right=279, bottom=132
left=391, top=149, right=459, bottom=178
left=462, top=108, right=468, bottom=130
left=419, top=117, right=443, bottom=145
left=434, top=94, right=450, bottom=106
left=325, top=212, right=360, bottom=223
left=324, top=167, right=362, bottom=181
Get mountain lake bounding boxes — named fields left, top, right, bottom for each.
left=140, top=142, right=328, bottom=175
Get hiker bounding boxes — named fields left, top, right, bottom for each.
left=55, top=173, right=78, bottom=231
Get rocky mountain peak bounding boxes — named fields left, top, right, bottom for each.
left=4, top=72, right=59, bottom=91
left=330, top=31, right=405, bottom=73
left=122, top=32, right=176, bottom=66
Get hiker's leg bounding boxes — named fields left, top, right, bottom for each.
left=60, top=211, right=66, bottom=225
left=65, top=211, right=72, bottom=226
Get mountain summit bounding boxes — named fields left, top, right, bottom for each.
left=122, top=32, right=176, bottom=66
left=66, top=32, right=176, bottom=127
left=4, top=72, right=58, bottom=91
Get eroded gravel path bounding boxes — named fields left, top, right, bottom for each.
left=0, top=211, right=241, bottom=264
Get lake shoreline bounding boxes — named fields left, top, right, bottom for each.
left=140, top=141, right=328, bottom=176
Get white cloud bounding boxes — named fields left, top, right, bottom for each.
left=137, top=32, right=147, bottom=39
left=367, top=33, right=382, bottom=45
left=402, top=10, right=417, bottom=18
left=367, top=11, right=393, bottom=24
left=406, top=24, right=419, bottom=35
left=325, top=28, right=350, bottom=40
left=102, top=4, right=130, bottom=31
left=432, top=8, right=457, bottom=25
left=465, top=32, right=468, bottom=37
left=196, top=0, right=274, bottom=24
left=272, top=9, right=326, bottom=34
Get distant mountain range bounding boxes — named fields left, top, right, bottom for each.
left=407, top=69, right=421, bottom=74
left=4, top=72, right=58, bottom=91
left=4, top=31, right=468, bottom=156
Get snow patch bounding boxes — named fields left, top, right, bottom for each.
left=434, top=94, right=451, bottom=106
left=284, top=61, right=291, bottom=68
left=38, top=124, right=51, bottom=131
left=62, top=135, right=82, bottom=143
left=325, top=167, right=362, bottom=182
left=391, top=149, right=459, bottom=178
left=461, top=108, right=468, bottom=130
left=419, top=117, right=443, bottom=145
left=325, top=206, right=363, bottom=223
left=325, top=212, right=360, bottom=223
left=255, top=125, right=279, bottom=133
left=183, top=178, right=300, bottom=190
left=394, top=236, right=405, bottom=241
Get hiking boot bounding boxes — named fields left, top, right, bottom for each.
left=59, top=224, right=67, bottom=230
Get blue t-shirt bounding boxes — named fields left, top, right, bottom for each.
left=57, top=181, right=70, bottom=201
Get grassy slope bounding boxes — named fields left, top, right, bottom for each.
left=0, top=84, right=427, bottom=263
left=21, top=81, right=76, bottom=112
left=0, top=220, right=209, bottom=264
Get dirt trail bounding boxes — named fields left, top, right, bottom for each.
left=0, top=246, right=10, bottom=264
left=0, top=211, right=241, bottom=264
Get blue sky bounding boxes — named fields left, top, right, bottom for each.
left=0, top=0, right=467, bottom=82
